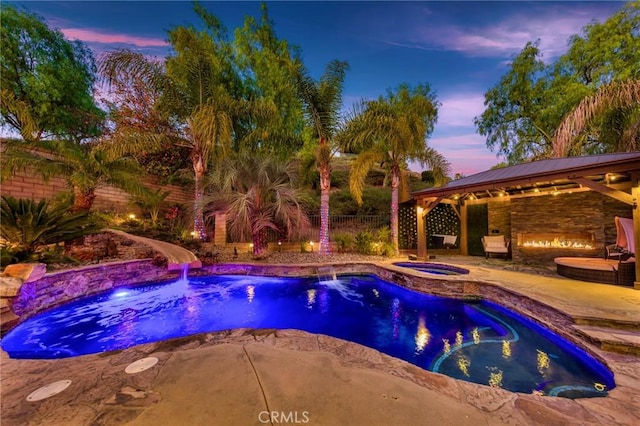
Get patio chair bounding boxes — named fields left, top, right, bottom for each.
left=481, top=235, right=510, bottom=259
left=606, top=216, right=635, bottom=260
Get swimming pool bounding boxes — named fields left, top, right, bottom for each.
left=1, top=273, right=614, bottom=398
left=393, top=262, right=469, bottom=275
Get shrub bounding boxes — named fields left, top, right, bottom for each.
left=375, top=228, right=396, bottom=257
left=354, top=230, right=375, bottom=255
left=333, top=233, right=354, bottom=253
left=0, top=196, right=100, bottom=263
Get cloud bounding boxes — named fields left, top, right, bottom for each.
left=437, top=94, right=486, bottom=128
left=399, top=4, right=617, bottom=60
left=426, top=133, right=504, bottom=176
left=61, top=28, right=168, bottom=48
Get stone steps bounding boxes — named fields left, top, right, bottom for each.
left=573, top=324, right=640, bottom=356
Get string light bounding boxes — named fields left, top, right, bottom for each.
left=319, top=200, right=330, bottom=254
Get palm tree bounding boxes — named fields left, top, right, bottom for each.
left=1, top=139, right=148, bottom=212
left=553, top=79, right=640, bottom=157
left=295, top=60, right=349, bottom=254
left=340, top=83, right=450, bottom=254
left=101, top=47, right=274, bottom=240
left=209, top=152, right=310, bottom=258
left=100, top=48, right=234, bottom=240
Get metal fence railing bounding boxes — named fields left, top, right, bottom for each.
left=249, top=215, right=389, bottom=243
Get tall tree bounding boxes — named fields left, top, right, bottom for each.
left=476, top=2, right=640, bottom=162
left=0, top=5, right=103, bottom=142
left=1, top=139, right=148, bottom=212
left=233, top=2, right=305, bottom=155
left=474, top=41, right=557, bottom=163
left=101, top=7, right=272, bottom=239
left=341, top=83, right=450, bottom=254
left=210, top=152, right=310, bottom=258
left=295, top=60, right=349, bottom=254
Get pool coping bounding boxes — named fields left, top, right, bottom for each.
left=1, top=259, right=639, bottom=425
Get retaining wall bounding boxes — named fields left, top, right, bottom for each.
left=11, top=260, right=175, bottom=321
left=1, top=167, right=192, bottom=212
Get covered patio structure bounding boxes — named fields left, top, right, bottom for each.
left=412, top=152, right=640, bottom=289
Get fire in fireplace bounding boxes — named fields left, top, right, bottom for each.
left=517, top=232, right=595, bottom=250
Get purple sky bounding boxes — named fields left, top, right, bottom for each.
left=9, top=1, right=625, bottom=176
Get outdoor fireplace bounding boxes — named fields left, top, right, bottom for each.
left=516, top=232, right=596, bottom=250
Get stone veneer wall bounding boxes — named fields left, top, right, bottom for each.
left=11, top=260, right=173, bottom=322
left=510, top=192, right=606, bottom=265
left=487, top=199, right=511, bottom=238
left=486, top=192, right=632, bottom=266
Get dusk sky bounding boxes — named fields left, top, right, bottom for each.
left=8, top=1, right=626, bottom=175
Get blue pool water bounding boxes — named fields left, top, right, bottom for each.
left=1, top=274, right=614, bottom=398
left=393, top=262, right=469, bottom=275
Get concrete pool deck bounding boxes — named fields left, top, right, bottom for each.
left=1, top=256, right=639, bottom=425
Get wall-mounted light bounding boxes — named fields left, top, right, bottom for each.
left=417, top=206, right=424, bottom=214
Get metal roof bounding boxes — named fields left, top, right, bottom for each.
left=412, top=152, right=640, bottom=199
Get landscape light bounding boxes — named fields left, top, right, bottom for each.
left=129, top=214, right=136, bottom=219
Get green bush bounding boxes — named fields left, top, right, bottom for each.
left=0, top=195, right=100, bottom=264
left=330, top=170, right=349, bottom=188
left=354, top=230, right=375, bottom=255
left=374, top=228, right=396, bottom=257
left=333, top=233, right=354, bottom=253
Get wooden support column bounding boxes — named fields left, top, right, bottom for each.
left=460, top=202, right=468, bottom=255
left=417, top=206, right=426, bottom=260
left=416, top=197, right=442, bottom=260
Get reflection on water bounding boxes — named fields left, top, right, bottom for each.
left=502, top=341, right=511, bottom=359
left=306, top=289, right=316, bottom=309
left=488, top=368, right=503, bottom=388
left=537, top=349, right=550, bottom=375
left=457, top=355, right=471, bottom=377
left=414, top=314, right=430, bottom=353
left=1, top=274, right=615, bottom=398
left=472, top=328, right=480, bottom=345
left=246, top=285, right=255, bottom=303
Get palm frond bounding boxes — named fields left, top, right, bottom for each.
left=553, top=79, right=640, bottom=156
left=349, top=150, right=381, bottom=205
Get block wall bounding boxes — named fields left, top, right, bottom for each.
left=2, top=167, right=192, bottom=212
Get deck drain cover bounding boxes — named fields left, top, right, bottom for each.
left=26, top=380, right=71, bottom=402
left=125, top=357, right=159, bottom=374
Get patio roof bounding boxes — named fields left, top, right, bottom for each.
left=412, top=152, right=640, bottom=201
